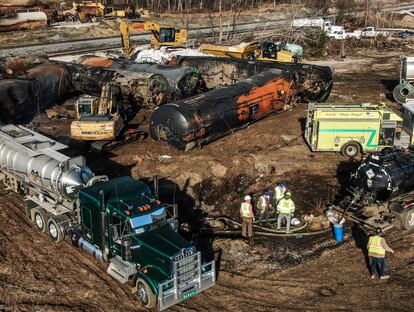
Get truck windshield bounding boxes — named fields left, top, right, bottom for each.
left=129, top=208, right=167, bottom=233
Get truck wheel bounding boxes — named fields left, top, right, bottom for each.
left=47, top=218, right=64, bottom=242
left=401, top=209, right=414, bottom=230
left=33, top=208, right=48, bottom=233
left=341, top=142, right=360, bottom=157
left=136, top=278, right=156, bottom=309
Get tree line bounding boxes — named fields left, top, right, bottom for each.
left=101, top=0, right=329, bottom=13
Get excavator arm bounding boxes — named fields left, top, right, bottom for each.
left=120, top=20, right=162, bottom=57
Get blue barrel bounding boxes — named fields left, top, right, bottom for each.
left=333, top=223, right=343, bottom=242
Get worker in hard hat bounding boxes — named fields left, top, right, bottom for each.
left=368, top=228, right=394, bottom=279
left=240, top=195, right=254, bottom=243
left=276, top=191, right=295, bottom=231
left=257, top=190, right=271, bottom=227
left=273, top=182, right=286, bottom=206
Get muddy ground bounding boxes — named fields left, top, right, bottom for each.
left=1, top=46, right=414, bottom=311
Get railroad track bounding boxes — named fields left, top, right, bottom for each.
left=0, top=20, right=287, bottom=58
left=1, top=2, right=413, bottom=58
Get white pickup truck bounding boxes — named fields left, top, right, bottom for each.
left=327, top=29, right=361, bottom=40
left=359, top=27, right=389, bottom=38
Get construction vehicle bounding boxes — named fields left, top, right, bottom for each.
left=199, top=41, right=296, bottom=63
left=0, top=124, right=216, bottom=310
left=120, top=20, right=188, bottom=56
left=70, top=83, right=144, bottom=151
left=303, top=102, right=414, bottom=157
left=72, top=1, right=135, bottom=22
left=327, top=149, right=414, bottom=232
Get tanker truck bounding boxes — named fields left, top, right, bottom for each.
left=328, top=149, right=414, bottom=231
left=0, top=124, right=215, bottom=310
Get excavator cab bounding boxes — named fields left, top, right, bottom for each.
left=261, top=41, right=280, bottom=60
left=159, top=28, right=176, bottom=43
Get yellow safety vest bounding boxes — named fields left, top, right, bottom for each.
left=241, top=202, right=253, bottom=218
left=368, top=236, right=385, bottom=256
left=277, top=198, right=295, bottom=214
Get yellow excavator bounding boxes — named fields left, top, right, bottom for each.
left=72, top=1, right=134, bottom=22
left=70, top=83, right=144, bottom=152
left=199, top=41, right=296, bottom=63
left=120, top=20, right=188, bottom=57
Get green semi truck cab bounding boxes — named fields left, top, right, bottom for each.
left=76, top=176, right=215, bottom=310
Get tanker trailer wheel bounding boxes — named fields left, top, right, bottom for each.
left=47, top=218, right=64, bottom=243
left=341, top=142, right=360, bottom=158
left=136, top=278, right=156, bottom=309
left=401, top=209, right=414, bottom=230
left=33, top=208, right=48, bottom=233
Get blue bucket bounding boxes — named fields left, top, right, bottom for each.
left=333, top=223, right=343, bottom=242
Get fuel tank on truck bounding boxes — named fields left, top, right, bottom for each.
left=150, top=69, right=295, bottom=150
left=354, top=150, right=414, bottom=201
left=175, top=56, right=333, bottom=102
left=78, top=56, right=207, bottom=100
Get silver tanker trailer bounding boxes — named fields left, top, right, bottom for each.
left=0, top=124, right=107, bottom=241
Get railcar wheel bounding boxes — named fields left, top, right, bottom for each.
left=136, top=278, right=156, bottom=309
left=33, top=208, right=48, bottom=233
left=401, top=209, right=414, bottom=230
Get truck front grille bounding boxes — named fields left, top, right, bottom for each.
left=172, top=248, right=200, bottom=291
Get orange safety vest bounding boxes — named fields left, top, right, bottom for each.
left=241, top=202, right=253, bottom=218
left=368, top=236, right=385, bottom=256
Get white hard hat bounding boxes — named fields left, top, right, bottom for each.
left=291, top=218, right=301, bottom=226
left=244, top=195, right=251, bottom=200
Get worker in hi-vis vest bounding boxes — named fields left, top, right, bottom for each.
left=276, top=191, right=295, bottom=231
left=368, top=228, right=394, bottom=279
left=240, top=195, right=254, bottom=244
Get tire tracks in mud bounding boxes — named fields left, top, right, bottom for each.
left=0, top=193, right=140, bottom=311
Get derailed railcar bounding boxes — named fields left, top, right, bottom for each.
left=0, top=63, right=72, bottom=123
left=150, top=69, right=296, bottom=150
left=329, top=149, right=414, bottom=231
left=175, top=56, right=333, bottom=102
left=65, top=62, right=170, bottom=109
left=79, top=56, right=207, bottom=100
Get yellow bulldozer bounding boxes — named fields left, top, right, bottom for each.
left=120, top=20, right=188, bottom=57
left=70, top=83, right=144, bottom=152
left=199, top=41, right=297, bottom=63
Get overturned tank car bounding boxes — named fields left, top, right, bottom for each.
left=331, top=149, right=414, bottom=231
left=79, top=56, right=207, bottom=101
left=175, top=56, right=333, bottom=102
left=64, top=62, right=169, bottom=109
left=0, top=63, right=72, bottom=123
left=150, top=69, right=299, bottom=150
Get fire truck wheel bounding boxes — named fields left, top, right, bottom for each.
left=341, top=142, right=360, bottom=158
left=33, top=208, right=48, bottom=233
left=136, top=278, right=156, bottom=309
left=401, top=209, right=414, bottom=230
left=47, top=218, right=64, bottom=243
